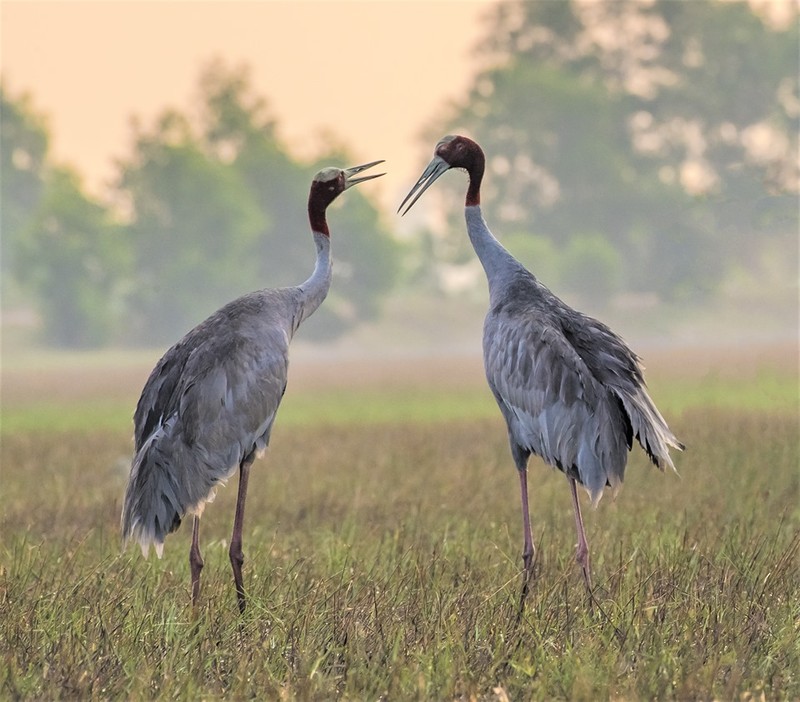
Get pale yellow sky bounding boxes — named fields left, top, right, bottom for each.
left=1, top=1, right=497, bottom=211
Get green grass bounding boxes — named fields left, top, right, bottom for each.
left=2, top=360, right=797, bottom=435
left=1, top=352, right=798, bottom=699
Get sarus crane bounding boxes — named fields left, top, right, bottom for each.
left=399, top=135, right=683, bottom=598
left=122, top=160, right=384, bottom=612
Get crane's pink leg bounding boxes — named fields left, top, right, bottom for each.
left=568, top=477, right=592, bottom=593
left=518, top=467, right=536, bottom=598
left=230, top=459, right=253, bottom=613
left=189, top=516, right=204, bottom=607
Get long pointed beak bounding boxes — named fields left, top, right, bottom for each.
left=397, top=156, right=451, bottom=215
left=344, top=160, right=386, bottom=189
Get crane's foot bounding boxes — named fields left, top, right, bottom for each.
left=522, top=547, right=536, bottom=574
left=517, top=548, right=537, bottom=618
left=189, top=519, right=204, bottom=609
left=521, top=550, right=536, bottom=592
left=190, top=555, right=204, bottom=608
left=575, top=543, right=594, bottom=611
left=576, top=545, right=591, bottom=588
left=230, top=545, right=247, bottom=614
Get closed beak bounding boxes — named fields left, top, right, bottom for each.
left=397, top=156, right=451, bottom=215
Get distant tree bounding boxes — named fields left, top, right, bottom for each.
left=118, top=110, right=265, bottom=345
left=17, top=168, right=128, bottom=347
left=433, top=0, right=798, bottom=301
left=119, top=61, right=399, bottom=343
left=198, top=60, right=400, bottom=338
left=1, top=84, right=49, bottom=305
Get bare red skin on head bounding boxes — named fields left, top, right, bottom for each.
left=436, top=136, right=486, bottom=207
left=307, top=172, right=346, bottom=236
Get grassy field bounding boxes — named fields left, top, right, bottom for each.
left=1, top=342, right=798, bottom=699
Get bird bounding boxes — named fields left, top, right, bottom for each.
left=121, top=159, right=385, bottom=612
left=399, top=135, right=683, bottom=599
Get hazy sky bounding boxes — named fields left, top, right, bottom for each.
left=1, top=1, right=497, bottom=210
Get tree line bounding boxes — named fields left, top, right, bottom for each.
left=2, top=62, right=400, bottom=347
left=428, top=0, right=798, bottom=305
left=3, top=1, right=796, bottom=348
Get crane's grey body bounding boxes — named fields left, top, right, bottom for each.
left=400, top=135, right=681, bottom=599
left=121, top=160, right=384, bottom=611
left=467, top=206, right=680, bottom=504
left=122, top=233, right=330, bottom=557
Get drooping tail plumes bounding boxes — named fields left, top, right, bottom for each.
left=619, top=387, right=684, bottom=473
left=121, top=417, right=230, bottom=557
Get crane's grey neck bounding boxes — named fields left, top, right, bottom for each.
left=465, top=206, right=529, bottom=305
left=297, top=230, right=332, bottom=326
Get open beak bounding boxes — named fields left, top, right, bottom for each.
left=344, top=160, right=386, bottom=189
left=398, top=156, right=451, bottom=215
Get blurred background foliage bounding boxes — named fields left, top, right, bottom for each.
left=1, top=0, right=797, bottom=348
left=2, top=61, right=401, bottom=347
left=423, top=0, right=798, bottom=306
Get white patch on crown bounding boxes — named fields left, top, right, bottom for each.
left=314, top=167, right=342, bottom=183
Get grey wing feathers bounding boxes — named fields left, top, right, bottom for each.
left=484, top=291, right=683, bottom=504
left=133, top=338, right=192, bottom=453
left=560, top=311, right=684, bottom=472
left=485, top=314, right=631, bottom=503
left=122, top=304, right=291, bottom=557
